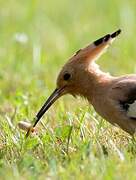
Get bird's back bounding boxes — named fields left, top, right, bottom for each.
left=106, top=74, right=136, bottom=134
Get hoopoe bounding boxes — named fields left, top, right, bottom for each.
left=26, top=29, right=136, bottom=136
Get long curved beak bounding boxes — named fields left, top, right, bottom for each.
left=26, top=87, right=65, bottom=137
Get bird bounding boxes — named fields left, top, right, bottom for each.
left=26, top=29, right=136, bottom=137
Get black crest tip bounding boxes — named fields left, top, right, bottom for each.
left=111, top=29, right=121, bottom=38
left=94, top=29, right=121, bottom=46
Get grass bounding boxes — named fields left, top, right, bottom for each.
left=0, top=0, right=136, bottom=179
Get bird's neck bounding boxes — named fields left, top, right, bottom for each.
left=79, top=63, right=114, bottom=102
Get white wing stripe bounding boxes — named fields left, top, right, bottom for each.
left=127, top=100, right=136, bottom=118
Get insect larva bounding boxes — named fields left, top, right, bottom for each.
left=18, top=121, right=36, bottom=133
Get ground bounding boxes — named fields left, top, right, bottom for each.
left=0, top=0, right=136, bottom=179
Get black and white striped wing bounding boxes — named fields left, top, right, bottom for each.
left=127, top=100, right=136, bottom=118
left=114, top=79, right=136, bottom=120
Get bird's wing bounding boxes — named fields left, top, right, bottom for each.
left=70, top=29, right=121, bottom=63
left=111, top=77, right=136, bottom=119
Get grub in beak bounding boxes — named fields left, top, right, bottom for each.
left=25, top=87, right=65, bottom=137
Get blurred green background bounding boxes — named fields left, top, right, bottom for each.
left=1, top=0, right=136, bottom=111
left=0, top=0, right=136, bottom=179
left=1, top=0, right=136, bottom=95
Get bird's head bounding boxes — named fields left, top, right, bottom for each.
left=29, top=29, right=121, bottom=130
left=56, top=59, right=87, bottom=96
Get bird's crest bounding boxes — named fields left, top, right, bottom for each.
left=69, top=29, right=121, bottom=64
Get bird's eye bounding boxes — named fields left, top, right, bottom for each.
left=63, top=73, right=71, bottom=81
